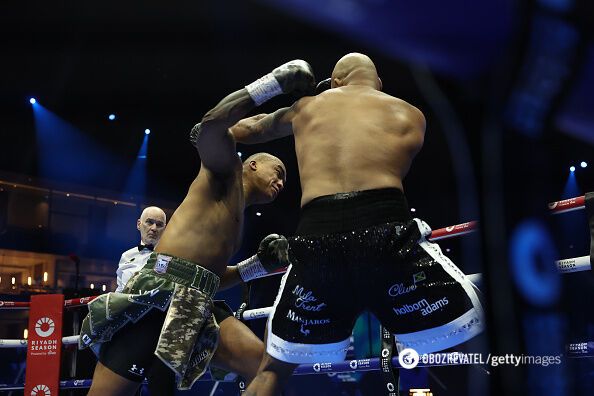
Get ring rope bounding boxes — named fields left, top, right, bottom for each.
left=0, top=356, right=479, bottom=391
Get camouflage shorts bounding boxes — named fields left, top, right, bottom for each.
left=79, top=252, right=221, bottom=390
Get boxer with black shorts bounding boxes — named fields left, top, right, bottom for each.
left=231, top=53, right=485, bottom=395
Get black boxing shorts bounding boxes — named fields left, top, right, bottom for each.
left=266, top=188, right=485, bottom=363
left=96, top=299, right=233, bottom=384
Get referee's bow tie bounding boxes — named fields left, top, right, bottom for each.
left=137, top=244, right=154, bottom=251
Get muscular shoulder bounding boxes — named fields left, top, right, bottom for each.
left=385, top=96, right=425, bottom=130
left=289, top=95, right=315, bottom=115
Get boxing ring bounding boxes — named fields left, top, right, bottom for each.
left=1, top=193, right=592, bottom=395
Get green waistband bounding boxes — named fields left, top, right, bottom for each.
left=144, top=253, right=220, bottom=298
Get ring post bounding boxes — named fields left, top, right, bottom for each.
left=24, top=294, right=65, bottom=396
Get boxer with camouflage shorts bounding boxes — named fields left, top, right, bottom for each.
left=80, top=59, right=316, bottom=395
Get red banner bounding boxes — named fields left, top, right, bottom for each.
left=24, top=294, right=64, bottom=396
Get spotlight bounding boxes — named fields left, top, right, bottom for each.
left=256, top=212, right=262, bottom=217
left=581, top=161, right=587, bottom=168
left=29, top=98, right=36, bottom=104
left=569, top=166, right=575, bottom=172
left=108, top=114, right=116, bottom=121
left=410, top=208, right=416, bottom=212
left=237, top=152, right=242, bottom=157
left=144, top=129, right=151, bottom=135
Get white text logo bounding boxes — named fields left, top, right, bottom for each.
left=392, top=297, right=448, bottom=316
left=293, top=285, right=326, bottom=312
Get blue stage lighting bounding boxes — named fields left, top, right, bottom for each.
left=108, top=114, right=116, bottom=121
left=580, top=161, right=587, bottom=168
left=569, top=166, right=575, bottom=172
left=144, top=129, right=151, bottom=135
left=29, top=98, right=36, bottom=104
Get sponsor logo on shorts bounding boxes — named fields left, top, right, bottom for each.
left=190, top=349, right=210, bottom=366
left=388, top=272, right=426, bottom=297
left=388, top=283, right=416, bottom=297
left=128, top=364, right=145, bottom=377
left=300, top=324, right=310, bottom=336
left=286, top=310, right=330, bottom=326
left=154, top=254, right=172, bottom=274
left=286, top=309, right=330, bottom=336
left=392, top=297, right=449, bottom=316
left=413, top=271, right=426, bottom=283
left=292, top=285, right=326, bottom=312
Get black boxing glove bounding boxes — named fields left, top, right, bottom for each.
left=245, top=60, right=315, bottom=105
left=236, top=234, right=289, bottom=282
left=315, top=78, right=332, bottom=94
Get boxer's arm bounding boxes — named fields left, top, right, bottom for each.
left=219, top=265, right=242, bottom=291
left=231, top=106, right=296, bottom=144
left=192, top=90, right=254, bottom=175
left=192, top=60, right=314, bottom=172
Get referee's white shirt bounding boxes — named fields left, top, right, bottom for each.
left=115, top=245, right=153, bottom=292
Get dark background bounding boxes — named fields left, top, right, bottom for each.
left=1, top=0, right=593, bottom=395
